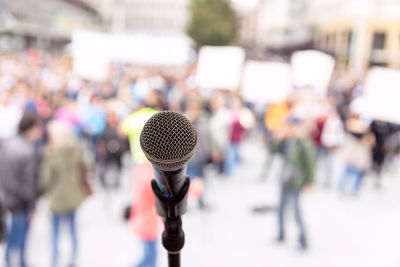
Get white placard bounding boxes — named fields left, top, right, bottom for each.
left=72, top=30, right=192, bottom=81
left=241, top=61, right=292, bottom=104
left=196, top=46, right=245, bottom=90
left=109, top=33, right=192, bottom=66
left=291, top=50, right=335, bottom=94
left=72, top=30, right=110, bottom=82
left=354, top=67, right=400, bottom=124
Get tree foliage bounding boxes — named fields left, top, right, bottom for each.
left=186, top=0, right=237, bottom=48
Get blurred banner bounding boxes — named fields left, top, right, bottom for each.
left=196, top=46, right=245, bottom=91
left=291, top=50, right=335, bottom=94
left=241, top=61, right=292, bottom=104
left=72, top=29, right=192, bottom=81
left=353, top=67, right=400, bottom=124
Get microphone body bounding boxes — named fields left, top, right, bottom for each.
left=153, top=167, right=187, bottom=197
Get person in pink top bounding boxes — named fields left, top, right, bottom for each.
left=130, top=161, right=163, bottom=267
left=53, top=103, right=83, bottom=136
left=224, top=96, right=255, bottom=177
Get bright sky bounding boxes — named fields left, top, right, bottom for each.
left=231, top=0, right=260, bottom=8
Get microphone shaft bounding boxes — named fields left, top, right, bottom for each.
left=168, top=252, right=180, bottom=267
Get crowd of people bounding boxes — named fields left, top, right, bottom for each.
left=0, top=49, right=399, bottom=266
left=261, top=72, right=400, bottom=250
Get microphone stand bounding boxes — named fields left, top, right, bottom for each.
left=151, top=178, right=190, bottom=267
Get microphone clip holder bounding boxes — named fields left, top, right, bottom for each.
left=151, top=177, right=190, bottom=261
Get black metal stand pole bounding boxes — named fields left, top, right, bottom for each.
left=168, top=252, right=181, bottom=267
left=151, top=178, right=190, bottom=267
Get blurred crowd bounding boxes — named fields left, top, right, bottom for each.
left=0, top=49, right=400, bottom=266
left=0, top=50, right=257, bottom=267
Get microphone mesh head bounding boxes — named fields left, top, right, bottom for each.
left=140, top=111, right=197, bottom=171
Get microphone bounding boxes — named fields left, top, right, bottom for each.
left=140, top=110, right=197, bottom=199
left=140, top=111, right=197, bottom=265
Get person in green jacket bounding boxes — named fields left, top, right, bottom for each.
left=273, top=115, right=316, bottom=250
left=39, top=120, right=92, bottom=267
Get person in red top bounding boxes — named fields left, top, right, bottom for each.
left=312, top=99, right=345, bottom=187
left=130, top=161, right=163, bottom=267
left=224, top=97, right=254, bottom=177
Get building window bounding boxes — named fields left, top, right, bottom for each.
left=318, top=33, right=325, bottom=48
left=372, top=32, right=386, bottom=50
left=329, top=33, right=336, bottom=50
left=346, top=31, right=353, bottom=53
left=324, top=34, right=329, bottom=48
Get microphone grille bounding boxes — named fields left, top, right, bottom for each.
left=140, top=111, right=197, bottom=171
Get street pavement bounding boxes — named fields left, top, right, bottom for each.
left=1, top=137, right=400, bottom=267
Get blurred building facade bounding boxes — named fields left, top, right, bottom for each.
left=233, top=0, right=264, bottom=54
left=2, top=0, right=400, bottom=72
left=233, top=0, right=312, bottom=59
left=236, top=0, right=400, bottom=69
left=0, top=0, right=103, bottom=51
left=258, top=0, right=311, bottom=51
left=310, top=0, right=400, bottom=71
left=107, top=0, right=190, bottom=32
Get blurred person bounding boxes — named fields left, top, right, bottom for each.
left=65, top=75, right=82, bottom=100
left=313, top=99, right=345, bottom=187
left=96, top=108, right=124, bottom=190
left=0, top=90, right=22, bottom=142
left=335, top=84, right=354, bottom=123
left=209, top=92, right=231, bottom=175
left=39, top=120, right=92, bottom=267
left=77, top=94, right=107, bottom=146
left=40, top=60, right=63, bottom=93
left=35, top=90, right=52, bottom=122
left=224, top=96, right=255, bottom=177
left=53, top=101, right=83, bottom=137
left=166, top=79, right=186, bottom=112
left=273, top=115, right=316, bottom=250
left=383, top=126, right=400, bottom=172
left=13, top=81, right=34, bottom=113
left=0, top=113, right=42, bottom=267
left=148, top=71, right=167, bottom=93
left=264, top=102, right=291, bottom=134
left=185, top=98, right=211, bottom=209
left=252, top=103, right=268, bottom=136
left=99, top=82, right=117, bottom=100
left=130, top=71, right=152, bottom=104
left=339, top=117, right=373, bottom=196
left=369, top=120, right=391, bottom=189
left=116, top=77, right=135, bottom=107
left=121, top=90, right=163, bottom=163
left=259, top=100, right=291, bottom=181
left=130, top=162, right=163, bottom=267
